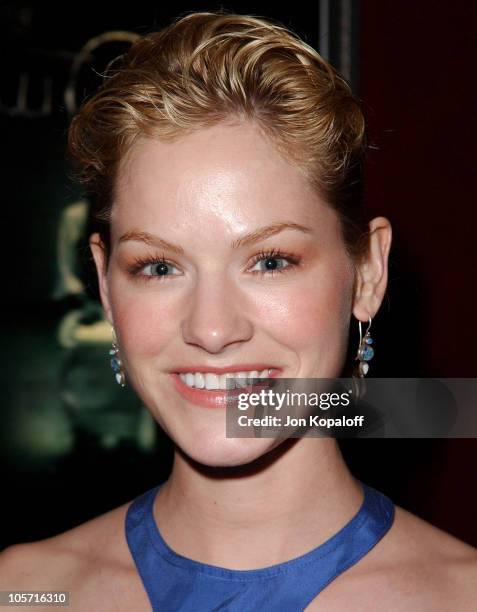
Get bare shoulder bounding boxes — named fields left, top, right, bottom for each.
left=0, top=498, right=150, bottom=612
left=306, top=504, right=477, bottom=611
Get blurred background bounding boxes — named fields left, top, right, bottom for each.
left=1, top=0, right=476, bottom=549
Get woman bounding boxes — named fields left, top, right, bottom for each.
left=1, top=11, right=476, bottom=611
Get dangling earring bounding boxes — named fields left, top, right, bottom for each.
left=109, top=326, right=126, bottom=387
left=354, top=315, right=374, bottom=378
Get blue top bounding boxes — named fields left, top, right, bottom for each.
left=125, top=480, right=395, bottom=611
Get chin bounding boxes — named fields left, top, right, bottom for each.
left=180, top=434, right=283, bottom=468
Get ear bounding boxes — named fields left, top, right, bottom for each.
left=89, top=232, right=113, bottom=325
left=352, top=216, right=392, bottom=321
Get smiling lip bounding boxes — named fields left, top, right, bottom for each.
left=172, top=364, right=280, bottom=375
left=170, top=368, right=282, bottom=409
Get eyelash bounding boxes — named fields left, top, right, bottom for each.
left=250, top=248, right=301, bottom=277
left=127, top=248, right=301, bottom=282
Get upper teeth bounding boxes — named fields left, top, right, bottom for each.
left=179, top=369, right=273, bottom=390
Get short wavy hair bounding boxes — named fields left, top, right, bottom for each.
left=67, top=10, right=369, bottom=270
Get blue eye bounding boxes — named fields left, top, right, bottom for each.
left=249, top=248, right=300, bottom=276
left=128, top=255, right=181, bottom=281
left=127, top=248, right=300, bottom=282
left=142, top=261, right=180, bottom=277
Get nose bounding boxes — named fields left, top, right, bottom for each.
left=181, top=277, right=254, bottom=354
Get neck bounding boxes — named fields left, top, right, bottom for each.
left=154, top=438, right=363, bottom=569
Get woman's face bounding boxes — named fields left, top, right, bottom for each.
left=91, top=120, right=357, bottom=467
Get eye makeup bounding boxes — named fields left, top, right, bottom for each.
left=123, top=247, right=303, bottom=283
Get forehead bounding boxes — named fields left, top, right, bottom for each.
left=112, top=121, right=339, bottom=237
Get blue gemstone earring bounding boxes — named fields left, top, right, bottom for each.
left=109, top=326, right=126, bottom=387
left=354, top=315, right=374, bottom=378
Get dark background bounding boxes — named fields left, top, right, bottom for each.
left=1, top=1, right=476, bottom=550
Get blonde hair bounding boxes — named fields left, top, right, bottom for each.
left=67, top=10, right=369, bottom=268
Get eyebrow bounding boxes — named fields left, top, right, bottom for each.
left=118, top=222, right=313, bottom=253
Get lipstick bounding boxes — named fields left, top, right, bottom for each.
left=169, top=369, right=281, bottom=409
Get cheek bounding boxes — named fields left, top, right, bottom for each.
left=109, top=287, right=176, bottom=356
left=255, top=267, right=353, bottom=350
left=108, top=257, right=354, bottom=359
